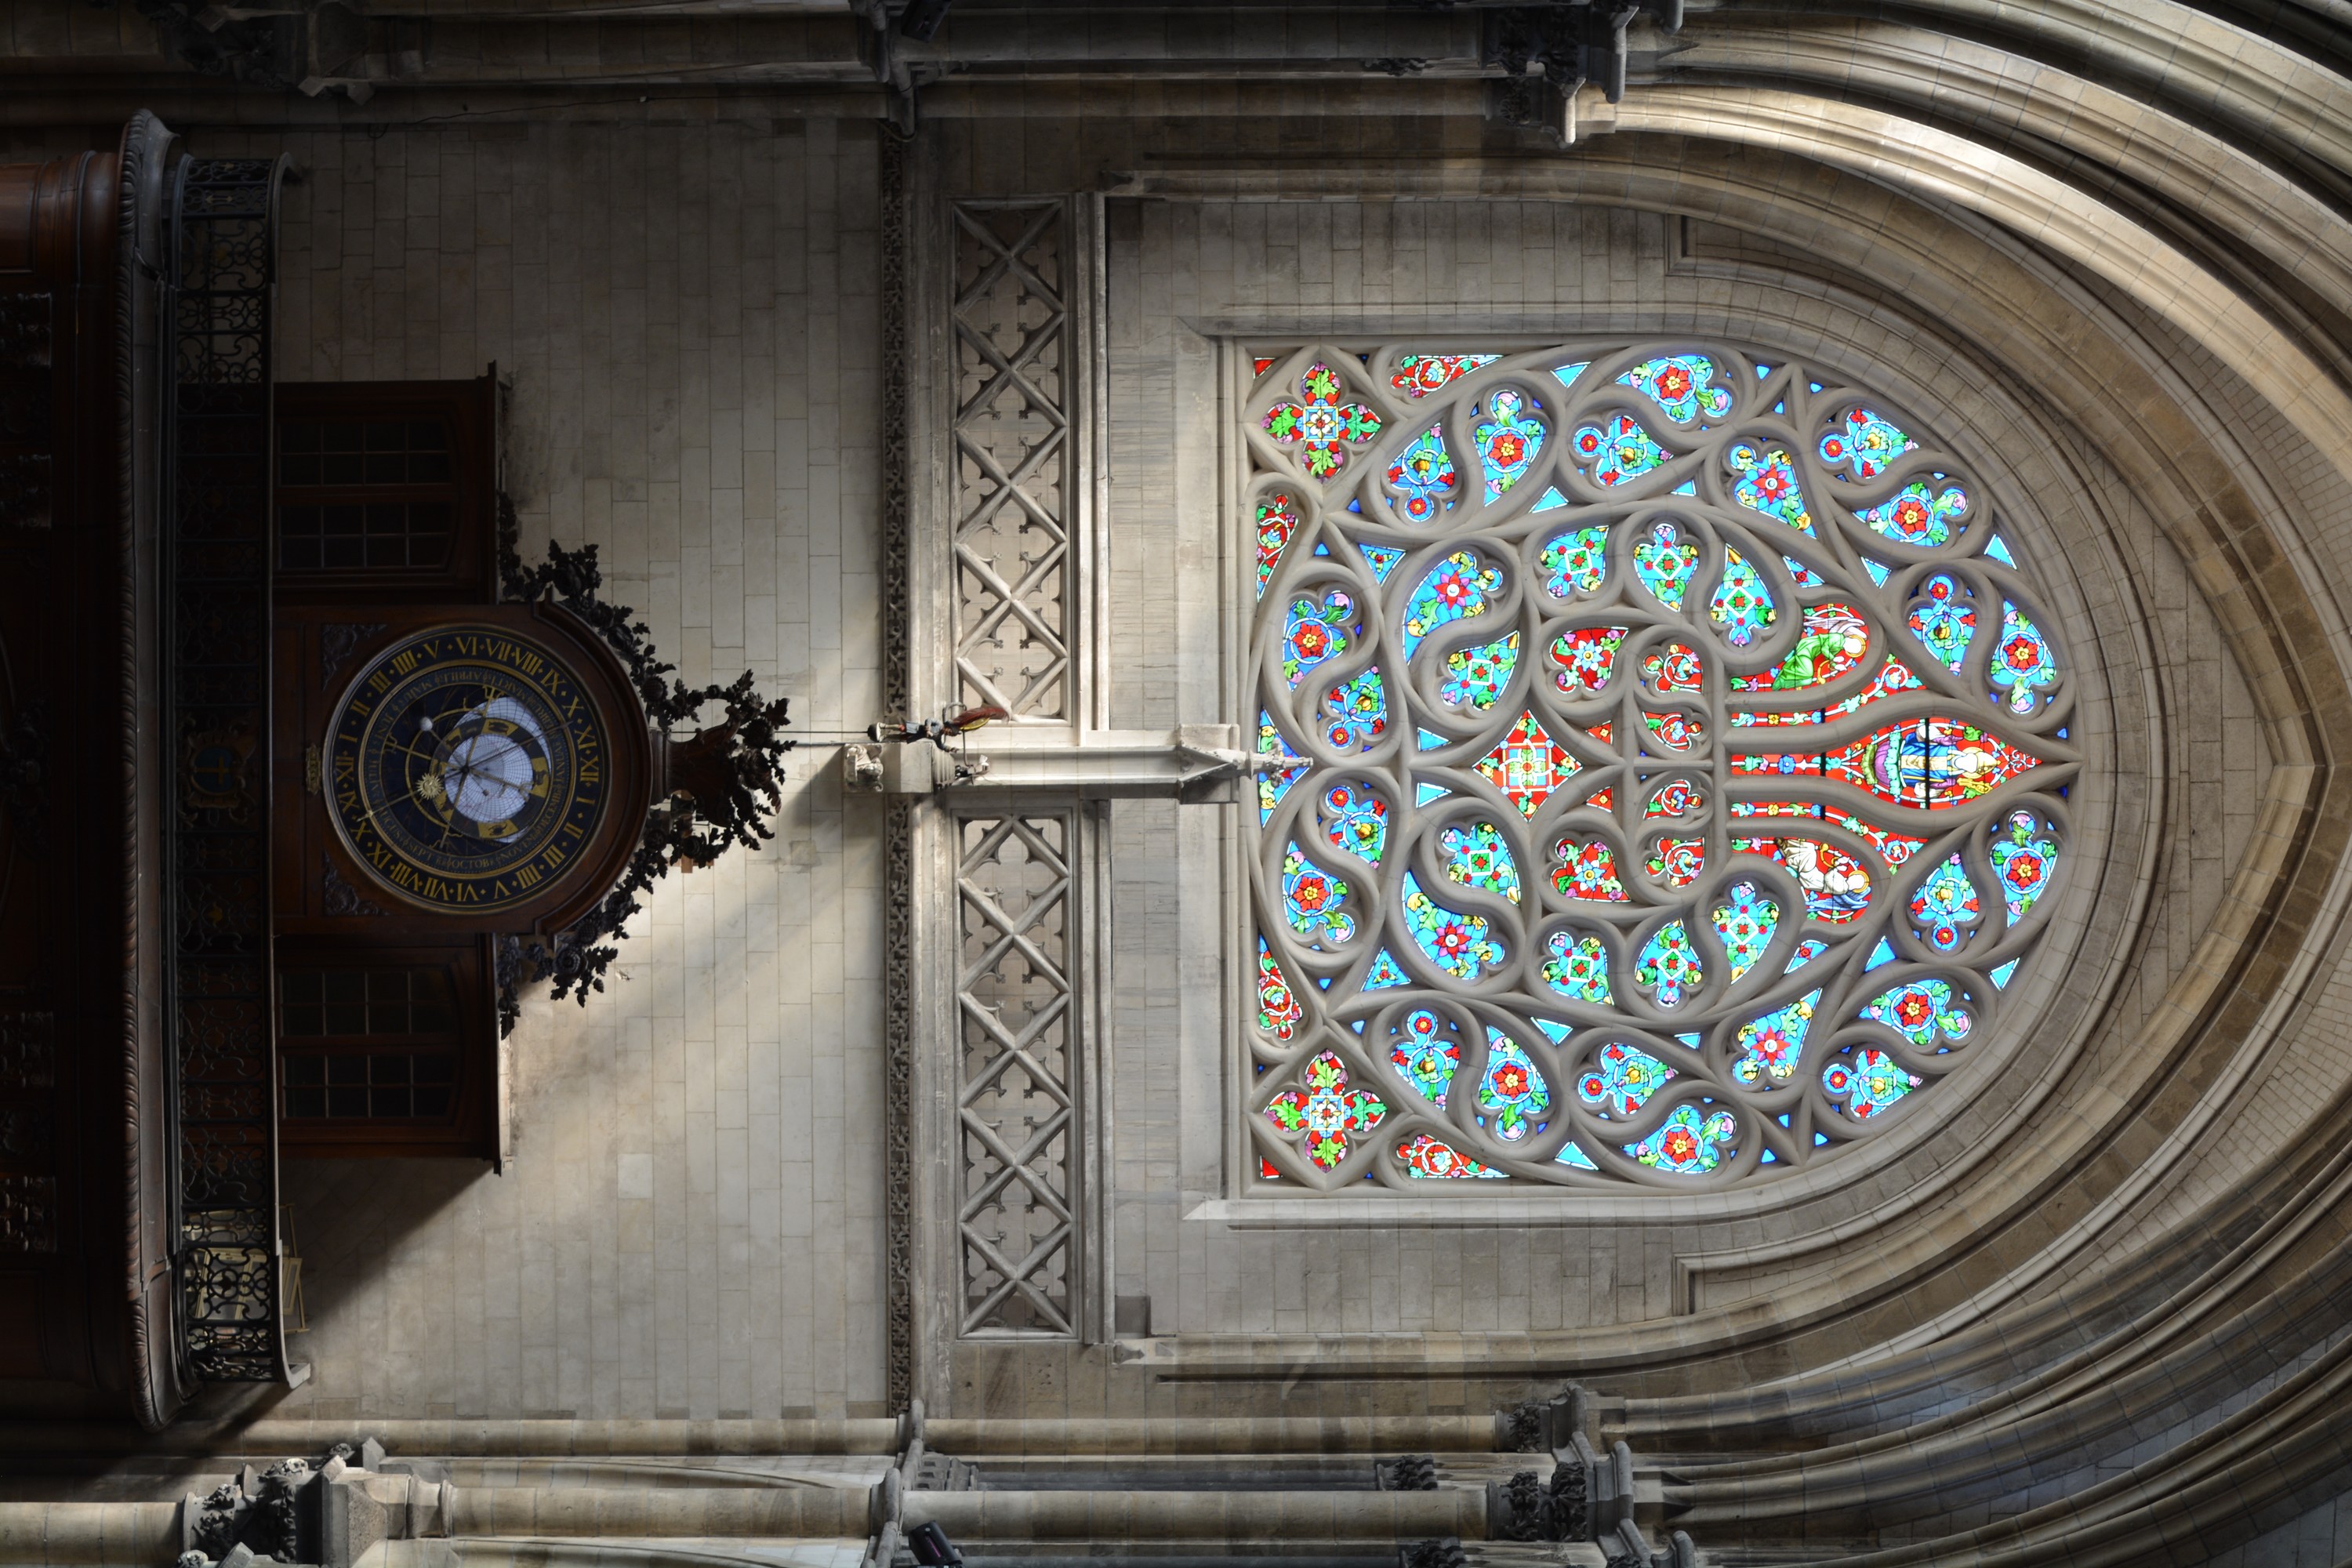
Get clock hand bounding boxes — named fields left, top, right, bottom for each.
left=350, top=769, right=458, bottom=839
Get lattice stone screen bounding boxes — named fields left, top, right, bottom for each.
left=954, top=811, right=1079, bottom=1333
left=1245, top=345, right=2078, bottom=1190
left=951, top=203, right=1071, bottom=723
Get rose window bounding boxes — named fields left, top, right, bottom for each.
left=1243, top=344, right=2078, bottom=1189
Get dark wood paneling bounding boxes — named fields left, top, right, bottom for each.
left=0, top=128, right=187, bottom=1424
left=272, top=377, right=499, bottom=605
left=273, top=935, right=499, bottom=1160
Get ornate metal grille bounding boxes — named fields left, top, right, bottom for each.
left=1244, top=343, right=2078, bottom=1190
left=166, top=154, right=290, bottom=1380
left=951, top=202, right=1071, bottom=723
left=953, top=811, right=1080, bottom=1335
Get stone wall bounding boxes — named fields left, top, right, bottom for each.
left=1091, top=196, right=2269, bottom=1341
left=255, top=119, right=891, bottom=1421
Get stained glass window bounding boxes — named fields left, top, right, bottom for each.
left=1246, top=342, right=2078, bottom=1189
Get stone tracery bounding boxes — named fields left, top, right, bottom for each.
left=1245, top=343, right=2078, bottom=1189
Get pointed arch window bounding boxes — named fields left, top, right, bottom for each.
left=1244, top=344, right=2077, bottom=1189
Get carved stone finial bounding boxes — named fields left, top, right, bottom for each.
left=844, top=742, right=886, bottom=791
left=1374, top=1454, right=1440, bottom=1491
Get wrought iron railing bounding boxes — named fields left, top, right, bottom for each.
left=165, top=152, right=292, bottom=1383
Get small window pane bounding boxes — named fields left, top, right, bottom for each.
left=278, top=964, right=466, bottom=1125
left=405, top=504, right=452, bottom=565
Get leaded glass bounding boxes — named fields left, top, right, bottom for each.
left=1246, top=341, right=2078, bottom=1189
left=1643, top=641, right=1704, bottom=695
left=1708, top=548, right=1777, bottom=646
left=1386, top=426, right=1457, bottom=521
left=1552, top=625, right=1629, bottom=694
left=1439, top=632, right=1520, bottom=710
left=1256, top=493, right=1302, bottom=595
left=1858, top=477, right=1968, bottom=546
left=1540, top=525, right=1610, bottom=598
left=1474, top=388, right=1547, bottom=499
left=1392, top=353, right=1500, bottom=399
left=1474, top=712, right=1583, bottom=817
left=1439, top=819, right=1521, bottom=902
left=1575, top=413, right=1671, bottom=486
left=1907, top=575, right=1975, bottom=672
left=1319, top=668, right=1388, bottom=750
left=1262, top=361, right=1381, bottom=478
left=1281, top=587, right=1356, bottom=686
left=1321, top=780, right=1389, bottom=864
left=1479, top=1029, right=1549, bottom=1138
left=1991, top=601, right=2059, bottom=715
left=1388, top=1007, right=1461, bottom=1104
left=1396, top=1133, right=1502, bottom=1178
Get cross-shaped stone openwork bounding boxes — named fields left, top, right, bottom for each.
left=1265, top=1050, right=1388, bottom=1171
left=1261, top=361, right=1382, bottom=478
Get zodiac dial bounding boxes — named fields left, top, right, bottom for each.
left=325, top=625, right=610, bottom=913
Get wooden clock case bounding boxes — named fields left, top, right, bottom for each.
left=267, top=376, right=655, bottom=1159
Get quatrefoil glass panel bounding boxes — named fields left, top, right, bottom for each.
left=1243, top=343, right=2078, bottom=1189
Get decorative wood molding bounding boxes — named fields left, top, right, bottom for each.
left=318, top=851, right=385, bottom=919
left=317, top=622, right=387, bottom=684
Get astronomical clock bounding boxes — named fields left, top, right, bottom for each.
left=261, top=381, right=781, bottom=1162
left=272, top=601, right=656, bottom=1156
left=0, top=117, right=788, bottom=1421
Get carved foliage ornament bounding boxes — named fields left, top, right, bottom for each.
left=491, top=496, right=796, bottom=1032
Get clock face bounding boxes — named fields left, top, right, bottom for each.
left=325, top=625, right=611, bottom=913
